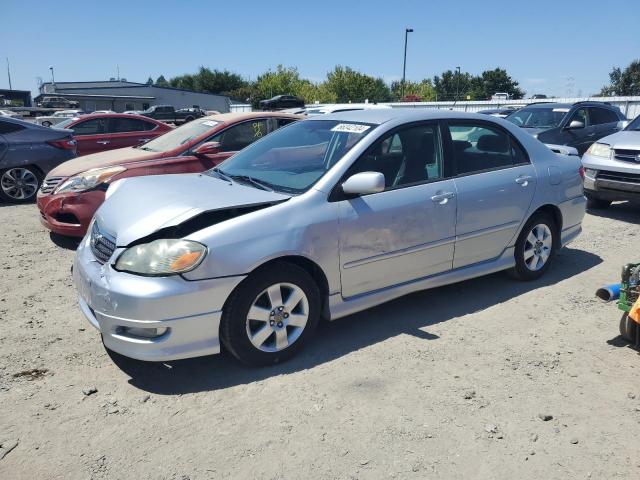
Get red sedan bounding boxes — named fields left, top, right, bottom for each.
left=37, top=112, right=301, bottom=237
left=55, top=113, right=172, bottom=156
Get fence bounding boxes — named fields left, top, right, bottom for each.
left=382, top=96, right=640, bottom=120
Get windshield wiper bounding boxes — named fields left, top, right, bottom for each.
left=209, top=167, right=233, bottom=184
left=228, top=174, right=274, bottom=192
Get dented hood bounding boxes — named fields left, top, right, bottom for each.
left=94, top=173, right=290, bottom=246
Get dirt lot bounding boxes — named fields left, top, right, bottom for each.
left=1, top=201, right=639, bottom=480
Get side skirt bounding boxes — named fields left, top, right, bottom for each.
left=329, top=247, right=516, bottom=320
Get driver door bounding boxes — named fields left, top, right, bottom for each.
left=563, top=107, right=596, bottom=155
left=336, top=122, right=457, bottom=298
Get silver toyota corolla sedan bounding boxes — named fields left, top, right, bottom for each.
left=73, top=110, right=586, bottom=366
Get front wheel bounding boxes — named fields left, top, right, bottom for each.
left=220, top=262, right=321, bottom=366
left=0, top=166, right=42, bottom=203
left=509, top=213, right=557, bottom=281
left=41, top=121, right=52, bottom=127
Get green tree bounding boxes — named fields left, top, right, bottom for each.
left=391, top=79, right=436, bottom=101
left=323, top=66, right=391, bottom=103
left=192, top=67, right=246, bottom=94
left=169, top=74, right=196, bottom=91
left=600, top=60, right=640, bottom=96
left=475, top=68, right=524, bottom=99
left=154, top=75, right=169, bottom=87
left=146, top=76, right=154, bottom=86
left=433, top=70, right=475, bottom=101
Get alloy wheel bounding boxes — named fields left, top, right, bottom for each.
left=523, top=223, right=552, bottom=271
left=245, top=282, right=309, bottom=352
left=1, top=168, right=39, bottom=200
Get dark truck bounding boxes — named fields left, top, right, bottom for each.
left=259, top=95, right=305, bottom=110
left=140, top=105, right=206, bottom=125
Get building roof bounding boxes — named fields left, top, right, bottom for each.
left=41, top=80, right=229, bottom=98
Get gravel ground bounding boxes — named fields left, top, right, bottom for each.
left=1, top=201, right=639, bottom=480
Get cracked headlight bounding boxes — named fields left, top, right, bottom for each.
left=114, top=239, right=207, bottom=276
left=586, top=143, right=611, bottom=158
left=55, top=166, right=126, bottom=194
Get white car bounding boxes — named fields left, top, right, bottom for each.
left=35, top=110, right=83, bottom=127
left=304, top=103, right=392, bottom=116
left=0, top=109, right=20, bottom=118
left=582, top=115, right=640, bottom=209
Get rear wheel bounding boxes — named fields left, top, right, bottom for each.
left=220, top=262, right=321, bottom=366
left=0, top=166, right=42, bottom=203
left=586, top=193, right=611, bottom=210
left=41, top=121, right=52, bottom=127
left=509, top=213, right=557, bottom=281
left=619, top=313, right=639, bottom=344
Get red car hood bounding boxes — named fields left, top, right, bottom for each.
left=47, top=147, right=159, bottom=178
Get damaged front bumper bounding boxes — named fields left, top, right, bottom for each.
left=73, top=235, right=246, bottom=361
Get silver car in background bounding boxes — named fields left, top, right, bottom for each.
left=73, top=110, right=586, bottom=365
left=582, top=115, right=640, bottom=209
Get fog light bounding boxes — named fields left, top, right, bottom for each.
left=117, top=326, right=168, bottom=339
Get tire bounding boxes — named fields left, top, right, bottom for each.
left=585, top=194, right=611, bottom=210
left=184, top=116, right=194, bottom=123
left=619, top=313, right=639, bottom=344
left=41, top=121, right=52, bottom=127
left=0, top=166, right=43, bottom=203
left=509, top=212, right=557, bottom=281
left=220, top=262, right=321, bottom=366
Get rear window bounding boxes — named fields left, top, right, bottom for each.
left=0, top=120, right=26, bottom=134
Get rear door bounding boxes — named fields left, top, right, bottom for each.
left=70, top=117, right=108, bottom=155
left=0, top=120, right=25, bottom=161
left=107, top=117, right=160, bottom=150
left=446, top=120, right=536, bottom=268
left=588, top=106, right=623, bottom=141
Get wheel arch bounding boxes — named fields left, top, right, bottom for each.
left=224, top=255, right=332, bottom=320
left=531, top=204, right=563, bottom=238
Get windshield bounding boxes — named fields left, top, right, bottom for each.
left=506, top=107, right=567, bottom=129
left=625, top=115, right=640, bottom=131
left=139, top=119, right=220, bottom=152
left=208, top=120, right=374, bottom=194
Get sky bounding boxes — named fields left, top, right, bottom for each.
left=2, top=0, right=639, bottom=98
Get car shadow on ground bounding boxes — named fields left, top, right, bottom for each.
left=587, top=201, right=640, bottom=225
left=49, top=232, right=81, bottom=250
left=110, top=247, right=602, bottom=395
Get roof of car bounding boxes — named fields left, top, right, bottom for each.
left=311, top=108, right=498, bottom=125
left=521, top=101, right=616, bottom=110
left=203, top=112, right=304, bottom=124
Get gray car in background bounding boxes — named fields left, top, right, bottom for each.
left=0, top=117, right=77, bottom=203
left=73, top=110, right=586, bottom=366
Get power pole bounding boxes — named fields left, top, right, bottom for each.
left=401, top=28, right=413, bottom=101
left=6, top=58, right=12, bottom=90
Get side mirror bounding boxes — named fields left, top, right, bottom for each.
left=565, top=120, right=585, bottom=130
left=617, top=120, right=629, bottom=130
left=341, top=172, right=385, bottom=196
left=194, top=141, right=222, bottom=156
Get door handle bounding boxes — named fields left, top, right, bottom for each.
left=430, top=191, right=455, bottom=204
left=96, top=140, right=110, bottom=145
left=515, top=175, right=533, bottom=186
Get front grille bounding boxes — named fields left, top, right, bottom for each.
left=613, top=149, right=640, bottom=163
left=90, top=222, right=116, bottom=263
left=598, top=170, right=640, bottom=184
left=40, top=176, right=64, bottom=194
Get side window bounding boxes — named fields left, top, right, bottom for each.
left=347, top=123, right=444, bottom=190
left=71, top=118, right=107, bottom=135
left=0, top=120, right=25, bottom=134
left=142, top=120, right=157, bottom=131
left=110, top=118, right=147, bottom=133
left=277, top=118, right=296, bottom=128
left=569, top=108, right=588, bottom=126
left=589, top=107, right=619, bottom=125
left=212, top=119, right=269, bottom=152
left=448, top=123, right=514, bottom=175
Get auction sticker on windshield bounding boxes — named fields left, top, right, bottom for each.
left=202, top=121, right=219, bottom=127
left=552, top=108, right=570, bottom=113
left=331, top=123, right=371, bottom=134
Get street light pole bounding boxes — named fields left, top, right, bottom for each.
left=401, top=28, right=413, bottom=101
left=6, top=58, right=12, bottom=91
left=455, top=66, right=461, bottom=103
left=49, top=66, right=55, bottom=86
